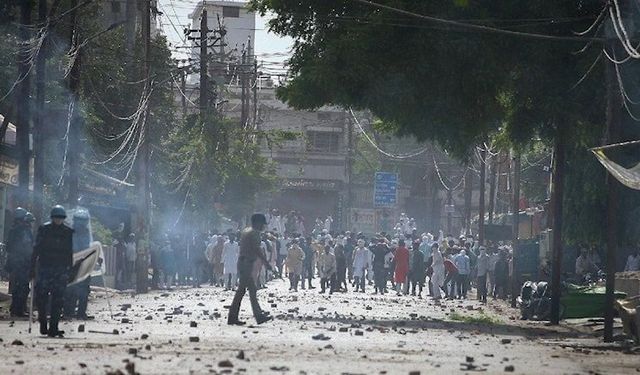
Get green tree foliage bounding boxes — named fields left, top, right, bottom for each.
left=250, top=0, right=604, bottom=157
left=252, top=0, right=623, bottom=244
left=161, top=112, right=277, bottom=226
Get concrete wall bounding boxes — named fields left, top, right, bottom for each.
left=616, top=272, right=640, bottom=297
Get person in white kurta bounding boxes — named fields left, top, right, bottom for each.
left=430, top=245, right=445, bottom=300
left=222, top=237, right=239, bottom=290
left=352, top=240, right=370, bottom=292
left=324, top=216, right=333, bottom=232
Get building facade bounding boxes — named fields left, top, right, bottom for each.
left=257, top=93, right=350, bottom=230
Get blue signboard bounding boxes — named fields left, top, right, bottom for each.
left=374, top=172, right=398, bottom=207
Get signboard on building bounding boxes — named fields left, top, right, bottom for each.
left=0, top=155, right=18, bottom=186
left=373, top=172, right=397, bottom=207
left=350, top=208, right=376, bottom=234
left=283, top=178, right=341, bottom=191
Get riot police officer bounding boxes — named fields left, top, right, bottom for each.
left=6, top=207, right=34, bottom=317
left=64, top=208, right=93, bottom=320
left=31, top=205, right=74, bottom=337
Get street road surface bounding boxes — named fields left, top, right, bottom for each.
left=1, top=280, right=638, bottom=374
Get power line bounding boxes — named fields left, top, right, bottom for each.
left=349, top=108, right=429, bottom=159
left=432, top=153, right=465, bottom=191
left=353, top=0, right=605, bottom=43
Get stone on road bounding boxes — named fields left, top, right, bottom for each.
left=0, top=279, right=638, bottom=374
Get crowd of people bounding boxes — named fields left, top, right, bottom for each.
left=142, top=210, right=518, bottom=307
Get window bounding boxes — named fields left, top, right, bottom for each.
left=111, top=0, right=121, bottom=13
left=307, top=131, right=340, bottom=153
left=222, top=6, right=240, bottom=18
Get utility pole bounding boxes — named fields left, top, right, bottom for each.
left=33, top=0, right=47, bottom=223
left=603, top=19, right=621, bottom=343
left=478, top=145, right=486, bottom=244
left=463, top=167, right=472, bottom=233
left=199, top=8, right=209, bottom=121
left=135, top=0, right=152, bottom=294
left=16, top=0, right=33, bottom=207
left=240, top=45, right=247, bottom=127
left=181, top=70, right=187, bottom=118
left=549, top=129, right=565, bottom=325
left=124, top=0, right=136, bottom=54
left=252, top=58, right=258, bottom=128
left=66, top=0, right=82, bottom=208
left=446, top=189, right=453, bottom=235
left=511, top=152, right=521, bottom=308
left=346, top=113, right=354, bottom=230
left=488, top=154, right=497, bottom=224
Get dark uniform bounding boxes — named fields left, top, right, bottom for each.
left=64, top=211, right=92, bottom=319
left=227, top=227, right=271, bottom=325
left=409, top=249, right=426, bottom=296
left=6, top=221, right=34, bottom=316
left=32, top=220, right=73, bottom=336
left=370, top=242, right=392, bottom=294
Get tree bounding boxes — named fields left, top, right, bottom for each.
left=251, top=0, right=604, bottom=157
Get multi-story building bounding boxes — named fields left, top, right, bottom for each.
left=174, top=1, right=479, bottom=234
left=256, top=89, right=350, bottom=229
left=187, top=1, right=256, bottom=64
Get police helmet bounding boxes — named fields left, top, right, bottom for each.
left=24, top=212, right=35, bottom=223
left=50, top=205, right=67, bottom=219
left=14, top=207, right=27, bottom=221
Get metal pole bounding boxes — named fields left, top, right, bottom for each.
left=199, top=8, right=209, bottom=120
left=33, top=0, right=48, bottom=224
left=550, top=132, right=565, bottom=325
left=135, top=0, right=151, bottom=294
left=511, top=152, right=520, bottom=308
left=478, top=146, right=486, bottom=244
left=66, top=0, right=82, bottom=207
left=603, top=23, right=621, bottom=342
left=16, top=0, right=32, bottom=207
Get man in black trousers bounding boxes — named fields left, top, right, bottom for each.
left=227, top=213, right=274, bottom=326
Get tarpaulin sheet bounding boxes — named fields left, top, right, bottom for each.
left=592, top=149, right=640, bottom=190
left=562, top=283, right=627, bottom=319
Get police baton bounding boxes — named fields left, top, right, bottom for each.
left=28, top=279, right=34, bottom=334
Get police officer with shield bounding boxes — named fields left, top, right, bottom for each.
left=31, top=205, right=74, bottom=337
left=6, top=207, right=34, bottom=317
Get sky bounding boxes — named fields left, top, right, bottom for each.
left=157, top=0, right=293, bottom=70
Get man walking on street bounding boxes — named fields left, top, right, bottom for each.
left=228, top=213, right=274, bottom=326
left=31, top=205, right=74, bottom=337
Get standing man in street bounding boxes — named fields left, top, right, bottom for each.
left=31, top=205, right=74, bottom=337
left=6, top=207, right=34, bottom=317
left=476, top=246, right=489, bottom=303
left=370, top=237, right=392, bottom=295
left=228, top=213, right=274, bottom=326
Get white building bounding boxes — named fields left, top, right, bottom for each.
left=188, top=1, right=256, bottom=63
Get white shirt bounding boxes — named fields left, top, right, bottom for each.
left=222, top=241, right=239, bottom=273
left=125, top=241, right=136, bottom=262
left=324, top=217, right=333, bottom=232
left=625, top=254, right=640, bottom=272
